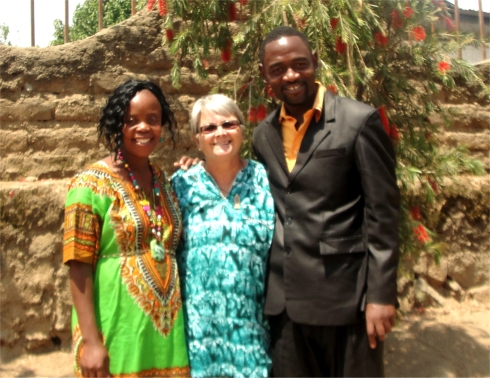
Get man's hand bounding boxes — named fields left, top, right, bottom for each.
left=365, top=303, right=396, bottom=349
left=173, top=156, right=201, bottom=171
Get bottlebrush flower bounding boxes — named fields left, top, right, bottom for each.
left=228, top=2, right=237, bottom=22
left=330, top=18, right=339, bottom=30
left=257, top=105, right=267, bottom=121
left=248, top=107, right=257, bottom=123
left=221, top=39, right=232, bottom=62
left=327, top=84, right=337, bottom=94
left=378, top=106, right=390, bottom=135
left=438, top=61, right=450, bottom=73
left=266, top=85, right=274, bottom=98
left=445, top=16, right=455, bottom=32
left=165, top=29, right=174, bottom=43
left=158, top=0, right=168, bottom=16
left=410, top=206, right=422, bottom=220
left=403, top=5, right=414, bottom=18
left=335, top=37, right=347, bottom=54
left=414, top=225, right=430, bottom=244
left=391, top=10, right=403, bottom=29
left=428, top=178, right=439, bottom=193
left=147, top=0, right=156, bottom=11
left=375, top=32, right=388, bottom=47
left=390, top=125, right=400, bottom=142
left=413, top=26, right=426, bottom=42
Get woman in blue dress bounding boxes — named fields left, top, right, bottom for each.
left=171, top=94, right=274, bottom=378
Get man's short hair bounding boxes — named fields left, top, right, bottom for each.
left=259, top=26, right=313, bottom=64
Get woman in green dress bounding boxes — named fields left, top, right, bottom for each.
left=63, top=79, right=189, bottom=377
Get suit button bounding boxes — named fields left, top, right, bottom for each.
left=285, top=218, right=292, bottom=226
left=285, top=247, right=291, bottom=255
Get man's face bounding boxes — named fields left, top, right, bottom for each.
left=260, top=36, right=318, bottom=113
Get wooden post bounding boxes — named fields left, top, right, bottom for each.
left=131, top=0, right=137, bottom=15
left=98, top=0, right=104, bottom=31
left=64, top=0, right=70, bottom=43
left=478, top=0, right=486, bottom=60
left=30, top=0, right=35, bottom=47
left=454, top=0, right=461, bottom=59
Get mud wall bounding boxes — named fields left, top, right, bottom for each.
left=0, top=9, right=489, bottom=359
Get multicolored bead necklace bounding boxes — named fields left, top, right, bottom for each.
left=117, top=150, right=165, bottom=262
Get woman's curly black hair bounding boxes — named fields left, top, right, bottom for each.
left=98, top=79, right=176, bottom=158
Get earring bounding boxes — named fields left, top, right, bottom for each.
left=160, top=136, right=164, bottom=143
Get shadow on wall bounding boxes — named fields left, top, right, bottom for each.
left=385, top=321, right=490, bottom=377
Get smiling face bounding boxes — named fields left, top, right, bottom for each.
left=195, top=109, right=243, bottom=163
left=260, top=35, right=318, bottom=118
left=121, top=89, right=163, bottom=162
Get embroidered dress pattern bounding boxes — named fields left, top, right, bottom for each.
left=63, top=162, right=189, bottom=377
left=171, top=160, right=274, bottom=378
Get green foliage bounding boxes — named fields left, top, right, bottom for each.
left=160, top=0, right=488, bottom=267
left=50, top=0, right=147, bottom=46
left=0, top=24, right=11, bottom=46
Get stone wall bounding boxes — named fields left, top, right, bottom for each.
left=0, top=9, right=489, bottom=359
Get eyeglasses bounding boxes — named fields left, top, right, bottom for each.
left=199, top=120, right=241, bottom=134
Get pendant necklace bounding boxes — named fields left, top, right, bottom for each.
left=118, top=150, right=166, bottom=262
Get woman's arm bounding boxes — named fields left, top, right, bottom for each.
left=69, top=260, right=110, bottom=377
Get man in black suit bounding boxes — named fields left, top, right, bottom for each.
left=253, top=26, right=400, bottom=377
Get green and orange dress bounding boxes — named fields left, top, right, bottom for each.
left=62, top=161, right=190, bottom=377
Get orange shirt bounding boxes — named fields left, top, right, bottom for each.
left=280, top=82, right=326, bottom=171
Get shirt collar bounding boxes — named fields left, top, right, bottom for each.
left=279, top=81, right=326, bottom=123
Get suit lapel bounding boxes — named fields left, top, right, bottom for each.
left=263, top=110, right=289, bottom=176
left=289, top=91, right=337, bottom=182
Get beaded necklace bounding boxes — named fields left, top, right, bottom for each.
left=117, top=150, right=165, bottom=262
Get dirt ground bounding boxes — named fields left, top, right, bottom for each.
left=1, top=303, right=488, bottom=378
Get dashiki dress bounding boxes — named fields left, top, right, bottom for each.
left=62, top=161, right=190, bottom=377
left=171, top=160, right=275, bottom=378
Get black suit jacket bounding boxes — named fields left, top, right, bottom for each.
left=253, top=90, right=400, bottom=326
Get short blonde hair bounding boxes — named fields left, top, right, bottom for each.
left=190, top=94, right=245, bottom=134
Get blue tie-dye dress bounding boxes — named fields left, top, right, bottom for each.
left=171, top=160, right=274, bottom=378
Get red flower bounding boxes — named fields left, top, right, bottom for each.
left=221, top=39, right=232, bottom=62
left=158, top=0, right=168, bottom=16
left=375, top=32, right=388, bottom=47
left=390, top=125, right=400, bottom=142
left=430, top=0, right=444, bottom=7
left=239, top=0, right=248, bottom=5
left=335, top=37, right=347, bottom=54
left=248, top=107, right=257, bottom=123
left=413, top=26, right=426, bottom=42
left=202, top=59, right=209, bottom=69
left=445, top=16, right=455, bottom=32
left=378, top=106, right=390, bottom=135
left=327, top=84, right=337, bottom=94
left=330, top=18, right=339, bottom=30
left=165, top=29, right=174, bottom=43
left=147, top=0, right=156, bottom=11
left=410, top=206, right=422, bottom=220
left=438, top=61, right=450, bottom=73
left=9, top=190, right=14, bottom=198
left=414, top=225, right=430, bottom=244
left=228, top=3, right=237, bottom=22
left=257, top=105, right=267, bottom=121
left=403, top=5, right=414, bottom=18
left=266, top=84, right=274, bottom=98
left=391, top=10, right=403, bottom=29
left=428, top=178, right=439, bottom=194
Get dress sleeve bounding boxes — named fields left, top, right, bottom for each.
left=62, top=177, right=102, bottom=265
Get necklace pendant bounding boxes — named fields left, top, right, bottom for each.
left=150, top=239, right=165, bottom=262
left=234, top=194, right=240, bottom=210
